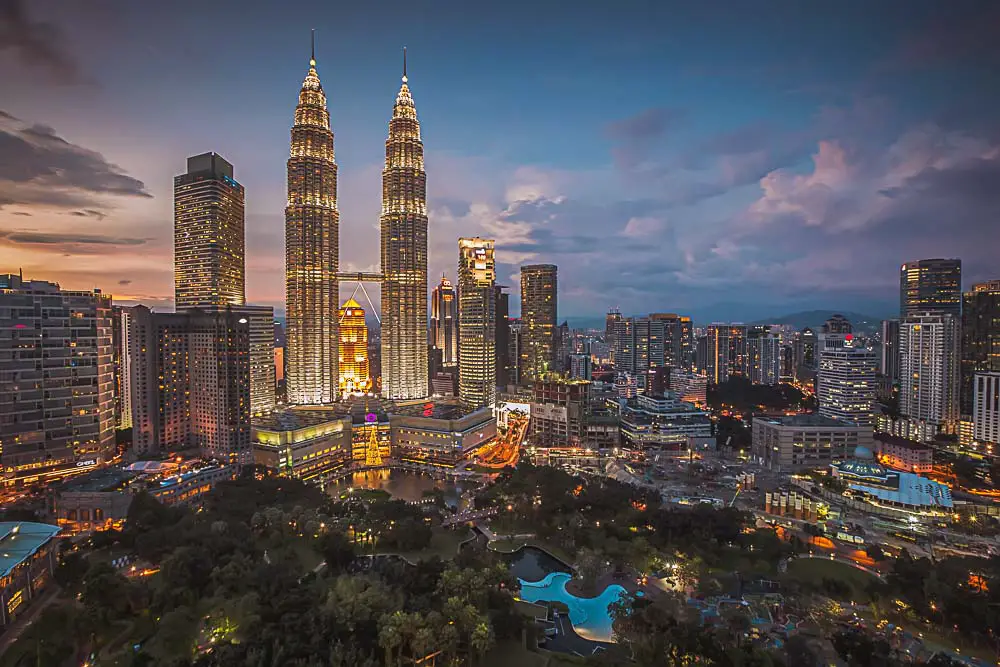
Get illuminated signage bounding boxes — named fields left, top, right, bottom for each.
left=76, top=459, right=97, bottom=467
left=365, top=412, right=377, bottom=424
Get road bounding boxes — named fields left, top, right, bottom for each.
left=476, top=413, right=529, bottom=469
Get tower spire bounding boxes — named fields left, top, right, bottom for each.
left=310, top=29, right=316, bottom=67
left=402, top=46, right=407, bottom=83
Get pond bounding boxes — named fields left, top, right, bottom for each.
left=505, top=545, right=572, bottom=582
left=518, top=572, right=627, bottom=643
left=328, top=469, right=472, bottom=508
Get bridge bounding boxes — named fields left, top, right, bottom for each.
left=442, top=507, right=498, bottom=527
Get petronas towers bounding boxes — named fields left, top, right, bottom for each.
left=285, top=40, right=428, bottom=404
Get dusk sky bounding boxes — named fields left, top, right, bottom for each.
left=2, top=0, right=999, bottom=323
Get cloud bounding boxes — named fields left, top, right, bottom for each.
left=118, top=279, right=132, bottom=286
left=881, top=5, right=1000, bottom=71
left=0, top=0, right=87, bottom=84
left=69, top=208, right=107, bottom=220
left=0, top=114, right=151, bottom=210
left=606, top=107, right=683, bottom=170
left=0, top=229, right=149, bottom=252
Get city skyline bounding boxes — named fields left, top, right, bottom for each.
left=2, top=1, right=1000, bottom=321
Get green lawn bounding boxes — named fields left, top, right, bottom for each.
left=783, top=557, right=880, bottom=601
left=380, top=527, right=471, bottom=562
left=488, top=537, right=574, bottom=566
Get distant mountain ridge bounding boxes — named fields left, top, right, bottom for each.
left=749, top=310, right=884, bottom=331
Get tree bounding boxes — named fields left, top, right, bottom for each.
left=470, top=621, right=495, bottom=665
left=143, top=606, right=198, bottom=664
left=318, top=530, right=356, bottom=572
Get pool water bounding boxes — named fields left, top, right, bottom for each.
left=518, top=572, right=627, bottom=642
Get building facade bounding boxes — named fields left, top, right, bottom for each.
left=747, top=332, right=781, bottom=385
left=381, top=56, right=429, bottom=400
left=899, top=313, right=960, bottom=441
left=873, top=436, right=933, bottom=474
left=239, top=305, right=275, bottom=416
left=880, top=319, right=900, bottom=383
left=620, top=393, right=712, bottom=454
left=961, top=280, right=1000, bottom=416
left=495, top=286, right=511, bottom=388
left=285, top=45, right=339, bottom=404
left=337, top=298, right=371, bottom=396
left=817, top=343, right=878, bottom=426
left=900, top=258, right=962, bottom=318
left=0, top=275, right=114, bottom=486
left=520, top=264, right=557, bottom=383
left=113, top=306, right=132, bottom=430
left=530, top=377, right=589, bottom=448
left=457, top=238, right=496, bottom=410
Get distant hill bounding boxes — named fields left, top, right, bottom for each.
left=750, top=310, right=884, bottom=332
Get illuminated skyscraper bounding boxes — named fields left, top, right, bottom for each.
left=458, top=238, right=496, bottom=410
left=520, top=264, right=557, bottom=382
left=381, top=49, right=428, bottom=400
left=431, top=276, right=457, bottom=366
left=900, top=313, right=960, bottom=441
left=961, top=281, right=1000, bottom=415
left=338, top=297, right=371, bottom=396
left=900, top=259, right=962, bottom=318
left=174, top=152, right=245, bottom=310
left=285, top=35, right=339, bottom=404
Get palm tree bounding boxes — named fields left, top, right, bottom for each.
left=379, top=612, right=404, bottom=666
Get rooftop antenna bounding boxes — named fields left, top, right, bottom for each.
left=402, top=46, right=407, bottom=83
left=310, top=29, right=316, bottom=67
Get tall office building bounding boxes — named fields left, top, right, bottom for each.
left=961, top=280, right=1000, bottom=415
left=605, top=308, right=623, bottom=361
left=430, top=276, right=458, bottom=366
left=899, top=313, right=960, bottom=441
left=457, top=238, right=496, bottom=410
left=747, top=332, right=782, bottom=386
left=174, top=152, right=246, bottom=310
left=495, top=286, right=511, bottom=387
left=703, top=324, right=747, bottom=383
left=381, top=51, right=429, bottom=400
left=285, top=38, right=339, bottom=404
left=337, top=297, right=371, bottom=396
left=649, top=313, right=693, bottom=370
left=880, top=319, right=900, bottom=382
left=0, top=275, right=115, bottom=485
left=240, top=305, right=276, bottom=415
left=973, top=372, right=1000, bottom=448
left=126, top=305, right=251, bottom=463
left=817, top=343, right=878, bottom=426
left=520, top=264, right=557, bottom=382
left=900, top=259, right=962, bottom=318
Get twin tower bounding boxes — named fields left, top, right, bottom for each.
left=285, top=40, right=427, bottom=404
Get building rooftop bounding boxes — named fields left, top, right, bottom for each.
left=253, top=407, right=351, bottom=431
left=875, top=434, right=933, bottom=451
left=757, top=413, right=863, bottom=428
left=0, top=522, right=61, bottom=578
left=53, top=467, right=136, bottom=493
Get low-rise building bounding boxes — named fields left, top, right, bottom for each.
left=253, top=409, right=353, bottom=481
left=0, top=522, right=61, bottom=628
left=752, top=413, right=872, bottom=471
left=49, top=467, right=136, bottom=534
left=392, top=403, right=495, bottom=467
left=668, top=370, right=708, bottom=407
left=620, top=393, right=712, bottom=455
left=831, top=446, right=952, bottom=511
left=873, top=435, right=933, bottom=474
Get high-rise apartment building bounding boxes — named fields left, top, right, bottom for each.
left=285, top=41, right=339, bottom=404
left=900, top=259, right=962, bottom=318
left=615, top=314, right=692, bottom=377
left=530, top=377, right=590, bottom=448
left=569, top=353, right=592, bottom=380
left=125, top=305, right=251, bottom=463
left=703, top=324, right=747, bottom=383
left=973, top=372, right=1000, bottom=448
left=112, top=305, right=132, bottom=430
left=0, top=275, right=115, bottom=485
left=747, top=332, right=782, bottom=385
left=961, top=280, right=1000, bottom=415
left=508, top=318, right=523, bottom=385
left=238, top=305, right=275, bottom=416
left=880, top=319, right=900, bottom=383
left=430, top=276, right=458, bottom=367
left=174, top=152, right=245, bottom=310
left=817, top=342, right=878, bottom=426
left=337, top=297, right=371, bottom=396
left=899, top=313, right=960, bottom=441
left=495, top=286, right=511, bottom=387
left=457, top=238, right=496, bottom=410
left=649, top=313, right=694, bottom=370
left=821, top=314, right=853, bottom=334
left=520, top=264, right=557, bottom=383
left=381, top=53, right=428, bottom=400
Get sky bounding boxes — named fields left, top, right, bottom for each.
left=1, top=0, right=999, bottom=324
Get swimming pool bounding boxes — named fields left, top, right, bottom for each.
left=518, top=572, right=627, bottom=642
